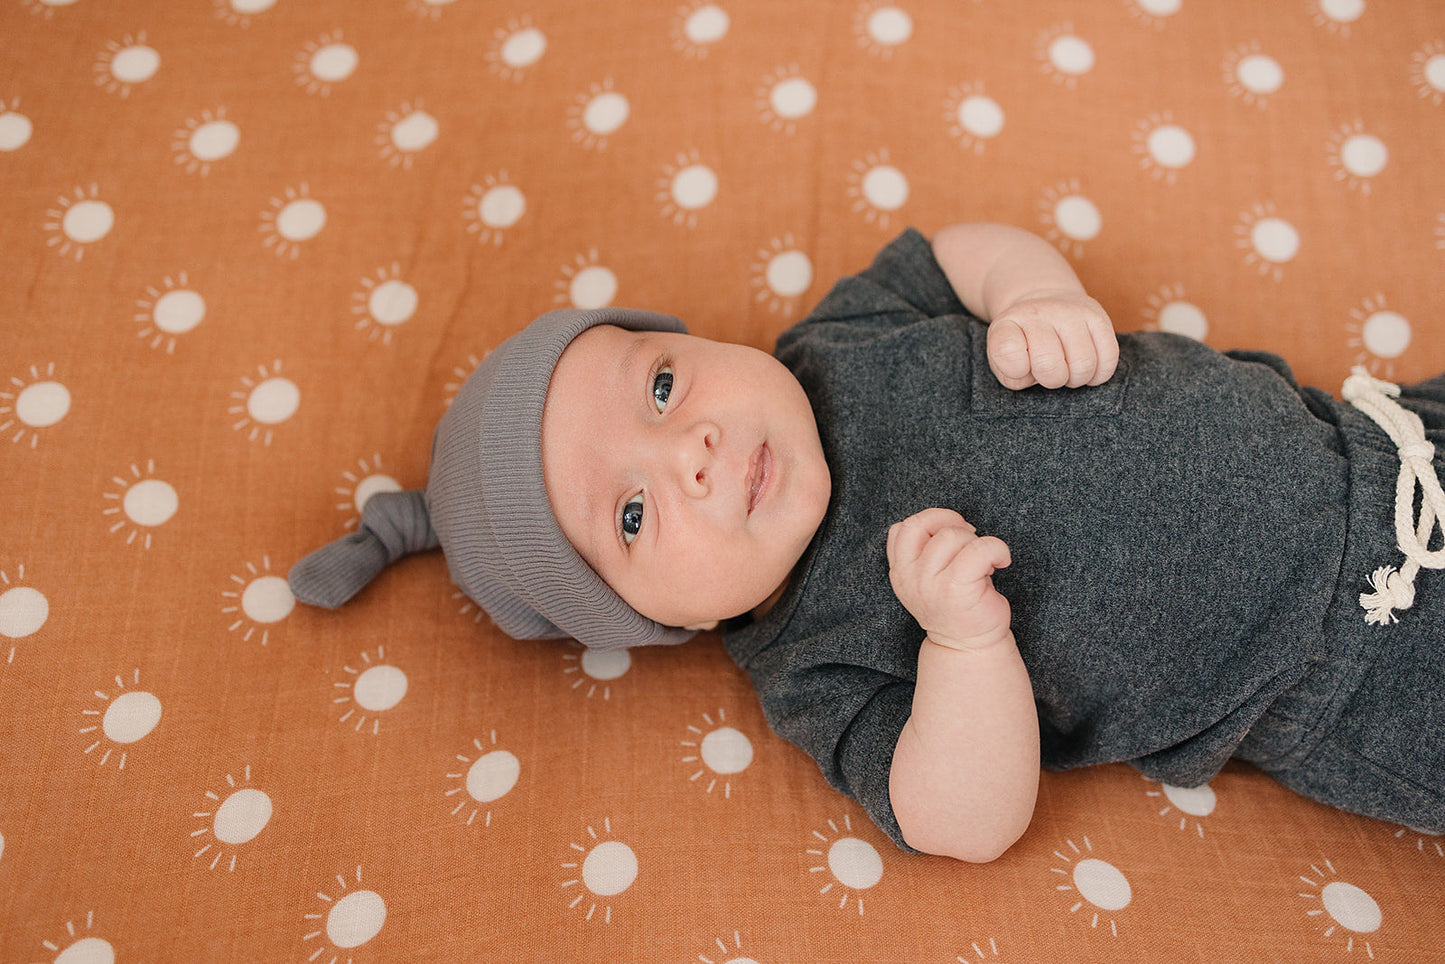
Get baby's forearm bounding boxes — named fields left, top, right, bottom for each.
left=932, top=222, right=1089, bottom=321
left=889, top=632, right=1040, bottom=862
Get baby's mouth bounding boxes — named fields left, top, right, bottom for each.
left=746, top=443, right=771, bottom=514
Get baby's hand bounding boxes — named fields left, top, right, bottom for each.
left=887, top=508, right=1012, bottom=652
left=986, top=290, right=1118, bottom=390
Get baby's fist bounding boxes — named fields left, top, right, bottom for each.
left=886, top=508, right=1013, bottom=651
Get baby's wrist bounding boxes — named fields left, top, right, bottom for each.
left=925, top=624, right=1015, bottom=654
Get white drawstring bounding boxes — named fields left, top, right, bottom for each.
left=1342, top=367, right=1445, bottom=625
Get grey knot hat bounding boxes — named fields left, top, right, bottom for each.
left=288, top=307, right=697, bottom=651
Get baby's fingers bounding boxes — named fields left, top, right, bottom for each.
left=986, top=319, right=1037, bottom=390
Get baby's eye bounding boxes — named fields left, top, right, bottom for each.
left=651, top=367, right=674, bottom=413
left=621, top=496, right=644, bottom=545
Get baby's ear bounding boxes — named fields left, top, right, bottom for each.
left=684, top=619, right=719, bottom=632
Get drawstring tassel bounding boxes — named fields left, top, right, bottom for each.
left=1360, top=565, right=1416, bottom=626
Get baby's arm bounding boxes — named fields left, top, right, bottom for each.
left=931, top=222, right=1118, bottom=391
left=886, top=507, right=1040, bottom=862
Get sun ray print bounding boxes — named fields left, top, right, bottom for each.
left=229, top=360, right=299, bottom=445
left=681, top=708, right=753, bottom=797
left=562, top=643, right=631, bottom=699
left=221, top=557, right=295, bottom=645
left=45, top=184, right=114, bottom=261
left=191, top=766, right=273, bottom=871
left=39, top=911, right=114, bottom=963
left=301, top=866, right=388, bottom=958
left=1050, top=836, right=1132, bottom=936
left=1298, top=859, right=1382, bottom=956
left=335, top=453, right=403, bottom=528
left=0, top=563, right=49, bottom=663
left=806, top=815, right=884, bottom=915
left=101, top=459, right=178, bottom=549
left=444, top=731, right=521, bottom=827
left=1144, top=777, right=1216, bottom=837
left=80, top=669, right=162, bottom=770
left=334, top=647, right=409, bottom=735
left=2, top=362, right=70, bottom=448
left=560, top=817, right=638, bottom=924
left=135, top=273, right=206, bottom=352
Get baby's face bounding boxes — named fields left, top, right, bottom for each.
left=541, top=325, right=831, bottom=630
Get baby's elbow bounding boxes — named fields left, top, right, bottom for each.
left=900, top=820, right=1025, bottom=864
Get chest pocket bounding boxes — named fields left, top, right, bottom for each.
left=968, top=328, right=1129, bottom=418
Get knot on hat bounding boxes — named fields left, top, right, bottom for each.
left=288, top=489, right=439, bottom=609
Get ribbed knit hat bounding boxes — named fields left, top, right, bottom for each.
left=287, top=307, right=697, bottom=651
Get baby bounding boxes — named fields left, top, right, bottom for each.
left=291, top=223, right=1445, bottom=862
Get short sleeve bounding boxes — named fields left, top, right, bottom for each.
left=743, top=639, right=920, bottom=852
left=778, top=228, right=972, bottom=351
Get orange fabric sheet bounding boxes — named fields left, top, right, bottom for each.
left=2, top=0, right=1443, bottom=961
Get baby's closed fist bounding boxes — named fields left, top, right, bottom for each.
left=886, top=508, right=1013, bottom=651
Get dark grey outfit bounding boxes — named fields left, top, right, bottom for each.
left=723, top=229, right=1444, bottom=850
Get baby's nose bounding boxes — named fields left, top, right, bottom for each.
left=674, top=422, right=717, bottom=495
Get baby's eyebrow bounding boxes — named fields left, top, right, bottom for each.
left=618, top=332, right=647, bottom=389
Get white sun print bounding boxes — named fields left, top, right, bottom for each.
left=681, top=708, right=754, bottom=798
left=353, top=263, right=419, bottom=344
left=334, top=647, right=408, bottom=735
left=1235, top=202, right=1299, bottom=281
left=229, top=360, right=299, bottom=445
left=1142, top=285, right=1209, bottom=341
left=191, top=766, right=273, bottom=871
left=1391, top=824, right=1445, bottom=859
left=408, top=0, right=459, bottom=21
left=1127, top=0, right=1182, bottom=29
left=260, top=183, right=327, bottom=259
left=1298, top=860, right=1383, bottom=955
left=444, top=731, right=521, bottom=828
left=562, top=642, right=630, bottom=700
left=45, top=184, right=115, bottom=261
left=560, top=817, right=638, bottom=924
left=749, top=234, right=813, bottom=316
left=80, top=669, right=162, bottom=770
left=1345, top=294, right=1411, bottom=378
left=221, top=557, right=295, bottom=646
left=554, top=249, right=619, bottom=310
left=2, top=362, right=71, bottom=448
left=39, top=912, right=114, bottom=964
left=854, top=2, right=913, bottom=59
left=945, top=83, right=1005, bottom=155
left=335, top=454, right=403, bottom=529
left=1310, top=0, right=1365, bottom=36
left=171, top=107, right=240, bottom=176
left=213, top=0, right=275, bottom=28
left=93, top=32, right=160, bottom=98
left=807, top=815, right=883, bottom=915
left=0, top=564, right=49, bottom=664
left=956, top=936, right=1004, bottom=961
left=568, top=79, right=630, bottom=151
left=487, top=16, right=547, bottom=82
left=1145, top=778, right=1217, bottom=838
left=1223, top=42, right=1285, bottom=108
left=294, top=32, right=358, bottom=97
left=698, top=931, right=760, bottom=964
left=464, top=173, right=527, bottom=246
left=756, top=65, right=817, bottom=135
left=377, top=101, right=438, bottom=169
left=658, top=149, right=719, bottom=229
left=1036, top=24, right=1095, bottom=88
left=22, top=0, right=81, bottom=19
left=1410, top=40, right=1445, bottom=106
left=671, top=1, right=730, bottom=58
left=1039, top=180, right=1101, bottom=258
left=135, top=273, right=206, bottom=353
left=302, top=867, right=387, bottom=958
left=101, top=460, right=178, bottom=549
left=1327, top=121, right=1388, bottom=195
left=1050, top=836, right=1132, bottom=936
left=1131, top=112, right=1196, bottom=185
left=847, top=149, right=909, bottom=229
left=0, top=96, right=35, bottom=152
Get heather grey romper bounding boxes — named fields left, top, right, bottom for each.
left=723, top=229, right=1444, bottom=850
